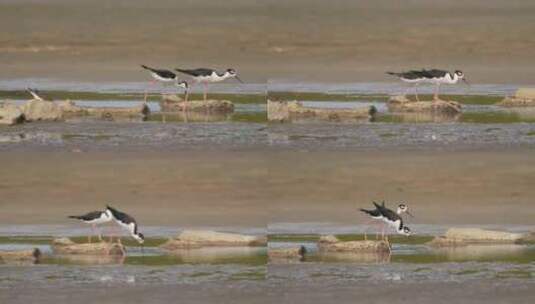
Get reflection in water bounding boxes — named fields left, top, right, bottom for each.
left=149, top=112, right=231, bottom=123
left=161, top=247, right=267, bottom=265
left=432, top=244, right=531, bottom=262
left=43, top=254, right=126, bottom=265
left=377, top=113, right=461, bottom=123
left=314, top=251, right=391, bottom=264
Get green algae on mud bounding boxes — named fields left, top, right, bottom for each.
left=268, top=92, right=501, bottom=105
left=268, top=91, right=389, bottom=102
left=461, top=112, right=535, bottom=124
left=0, top=235, right=168, bottom=247
left=0, top=236, right=53, bottom=245
left=376, top=111, right=535, bottom=124
left=268, top=234, right=434, bottom=245
left=147, top=111, right=267, bottom=123
left=0, top=90, right=266, bottom=104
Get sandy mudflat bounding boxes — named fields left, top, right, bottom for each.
left=1, top=281, right=534, bottom=304
left=0, top=149, right=533, bottom=227
left=1, top=0, right=535, bottom=83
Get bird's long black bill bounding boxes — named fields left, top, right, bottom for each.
left=406, top=211, right=415, bottom=218
left=463, top=78, right=470, bottom=86
left=235, top=76, right=244, bottom=83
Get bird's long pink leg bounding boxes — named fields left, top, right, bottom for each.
left=362, top=219, right=373, bottom=241
left=203, top=82, right=208, bottom=101
left=434, top=84, right=440, bottom=101
left=89, top=224, right=95, bottom=243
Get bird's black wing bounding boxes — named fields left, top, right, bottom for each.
left=141, top=65, right=176, bottom=78
left=68, top=210, right=102, bottom=221
left=398, top=70, right=426, bottom=80
left=175, top=68, right=214, bottom=77
left=374, top=202, right=399, bottom=221
left=359, top=208, right=381, bottom=217
left=422, top=69, right=448, bottom=78
left=107, top=205, right=136, bottom=225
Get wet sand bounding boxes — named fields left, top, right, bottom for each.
left=1, top=149, right=534, bottom=227
left=2, top=280, right=534, bottom=304
left=1, top=0, right=535, bottom=83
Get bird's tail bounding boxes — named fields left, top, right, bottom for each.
left=141, top=65, right=155, bottom=72
left=386, top=72, right=401, bottom=77
left=359, top=208, right=374, bottom=216
left=68, top=215, right=82, bottom=220
left=106, top=204, right=119, bottom=215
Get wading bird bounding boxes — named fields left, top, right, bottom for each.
left=387, top=69, right=468, bottom=101
left=141, top=65, right=188, bottom=95
left=373, top=202, right=411, bottom=243
left=106, top=205, right=145, bottom=246
left=360, top=201, right=413, bottom=241
left=175, top=68, right=243, bottom=101
left=68, top=210, right=113, bottom=242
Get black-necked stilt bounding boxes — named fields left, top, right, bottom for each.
left=106, top=205, right=144, bottom=245
left=174, top=68, right=243, bottom=101
left=373, top=202, right=411, bottom=242
left=27, top=88, right=45, bottom=101
left=360, top=201, right=412, bottom=239
left=68, top=210, right=112, bottom=242
left=141, top=65, right=188, bottom=93
left=360, top=201, right=385, bottom=240
left=387, top=69, right=468, bottom=101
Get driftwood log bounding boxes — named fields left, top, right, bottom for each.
left=52, top=238, right=125, bottom=255
left=268, top=100, right=375, bottom=122
left=160, top=230, right=267, bottom=250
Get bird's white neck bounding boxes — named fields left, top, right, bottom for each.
left=213, top=71, right=232, bottom=81
left=446, top=73, right=460, bottom=84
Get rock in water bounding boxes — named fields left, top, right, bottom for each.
left=0, top=102, right=25, bottom=125
left=427, top=228, right=524, bottom=247
left=499, top=88, right=535, bottom=107
left=22, top=99, right=63, bottom=121
left=268, top=245, right=306, bottom=261
left=52, top=237, right=125, bottom=255
left=318, top=239, right=390, bottom=253
left=160, top=230, right=267, bottom=250
left=387, top=95, right=461, bottom=116
left=160, top=95, right=234, bottom=113
left=0, top=248, right=41, bottom=264
left=267, top=100, right=375, bottom=122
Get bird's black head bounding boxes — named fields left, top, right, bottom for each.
left=226, top=68, right=243, bottom=83
left=176, top=80, right=188, bottom=89
left=401, top=226, right=411, bottom=236
left=134, top=232, right=145, bottom=244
